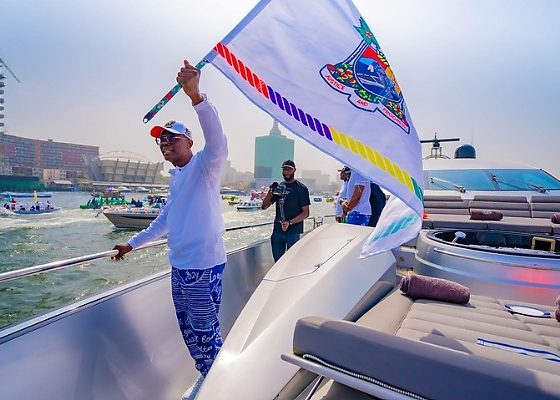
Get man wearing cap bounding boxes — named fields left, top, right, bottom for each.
left=335, top=166, right=351, bottom=222
left=112, top=60, right=227, bottom=399
left=342, top=168, right=372, bottom=226
left=261, top=160, right=310, bottom=261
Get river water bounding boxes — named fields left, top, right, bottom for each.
left=0, top=192, right=335, bottom=328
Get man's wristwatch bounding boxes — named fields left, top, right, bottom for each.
left=288, top=220, right=292, bottom=226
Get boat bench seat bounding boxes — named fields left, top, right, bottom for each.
left=423, top=215, right=558, bottom=235
left=470, top=195, right=532, bottom=218
left=288, top=289, right=560, bottom=400
left=424, top=214, right=488, bottom=230
left=486, top=216, right=555, bottom=234
left=531, top=196, right=560, bottom=219
left=424, top=195, right=470, bottom=216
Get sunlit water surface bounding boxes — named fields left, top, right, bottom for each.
left=0, top=192, right=335, bottom=328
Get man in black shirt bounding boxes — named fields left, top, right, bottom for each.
left=368, top=182, right=387, bottom=227
left=262, top=160, right=310, bottom=261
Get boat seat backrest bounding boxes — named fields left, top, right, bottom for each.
left=472, top=195, right=529, bottom=203
left=469, top=195, right=531, bottom=218
left=424, top=197, right=470, bottom=215
left=530, top=196, right=560, bottom=219
left=423, top=194, right=463, bottom=202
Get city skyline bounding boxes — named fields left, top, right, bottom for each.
left=1, top=0, right=559, bottom=179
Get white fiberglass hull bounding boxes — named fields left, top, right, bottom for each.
left=197, top=223, right=396, bottom=399
left=103, top=210, right=158, bottom=229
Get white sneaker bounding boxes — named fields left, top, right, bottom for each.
left=181, top=376, right=205, bottom=400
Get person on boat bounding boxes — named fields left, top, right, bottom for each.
left=342, top=168, right=372, bottom=226
left=111, top=60, right=228, bottom=400
left=367, top=182, right=386, bottom=227
left=261, top=160, right=310, bottom=262
left=335, top=166, right=351, bottom=223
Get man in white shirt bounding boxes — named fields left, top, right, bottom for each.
left=335, top=166, right=351, bottom=222
left=112, top=60, right=228, bottom=399
left=342, top=168, right=371, bottom=226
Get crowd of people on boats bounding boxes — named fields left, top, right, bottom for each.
left=82, top=196, right=128, bottom=209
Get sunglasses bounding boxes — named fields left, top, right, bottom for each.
left=155, top=132, right=184, bottom=145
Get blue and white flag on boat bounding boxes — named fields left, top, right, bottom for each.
left=205, top=0, right=424, bottom=256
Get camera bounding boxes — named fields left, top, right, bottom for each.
left=270, top=182, right=287, bottom=197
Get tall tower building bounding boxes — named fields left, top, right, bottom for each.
left=0, top=57, right=21, bottom=134
left=254, top=120, right=294, bottom=188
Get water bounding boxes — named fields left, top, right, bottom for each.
left=0, top=192, right=335, bottom=328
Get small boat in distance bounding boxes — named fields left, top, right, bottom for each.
left=102, top=206, right=161, bottom=229
left=236, top=200, right=262, bottom=211
left=3, top=200, right=60, bottom=215
left=0, top=191, right=52, bottom=199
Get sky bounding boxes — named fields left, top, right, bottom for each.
left=1, top=0, right=559, bottom=180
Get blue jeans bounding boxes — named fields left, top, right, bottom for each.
left=171, top=263, right=225, bottom=377
left=271, top=231, right=301, bottom=261
left=346, top=212, right=371, bottom=226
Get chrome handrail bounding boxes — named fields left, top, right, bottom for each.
left=0, top=216, right=335, bottom=284
left=0, top=240, right=168, bottom=283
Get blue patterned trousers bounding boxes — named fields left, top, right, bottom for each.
left=346, top=212, right=371, bottom=226
left=171, top=263, right=225, bottom=377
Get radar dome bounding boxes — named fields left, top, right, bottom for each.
left=454, top=144, right=476, bottom=159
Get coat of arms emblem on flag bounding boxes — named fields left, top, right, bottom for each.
left=320, top=18, right=409, bottom=133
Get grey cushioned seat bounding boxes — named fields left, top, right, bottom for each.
left=472, top=195, right=529, bottom=203
left=291, top=289, right=560, bottom=400
left=424, top=197, right=470, bottom=216
left=470, top=195, right=532, bottom=218
left=423, top=194, right=463, bottom=202
left=470, top=206, right=531, bottom=218
left=427, top=214, right=488, bottom=229
left=486, top=217, right=553, bottom=234
left=531, top=196, right=560, bottom=219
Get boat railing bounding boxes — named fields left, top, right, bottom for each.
left=0, top=215, right=335, bottom=284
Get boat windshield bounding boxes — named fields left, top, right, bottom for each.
left=425, top=168, right=560, bottom=191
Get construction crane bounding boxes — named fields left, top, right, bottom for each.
left=0, top=56, right=22, bottom=132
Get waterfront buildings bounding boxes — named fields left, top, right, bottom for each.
left=0, top=133, right=166, bottom=190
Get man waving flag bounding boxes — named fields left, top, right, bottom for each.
left=148, top=0, right=424, bottom=256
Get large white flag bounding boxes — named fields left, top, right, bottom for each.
left=206, top=0, right=424, bottom=255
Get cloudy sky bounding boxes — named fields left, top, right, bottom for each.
left=1, top=0, right=559, bottom=179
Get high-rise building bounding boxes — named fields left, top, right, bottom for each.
left=254, top=120, right=294, bottom=188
